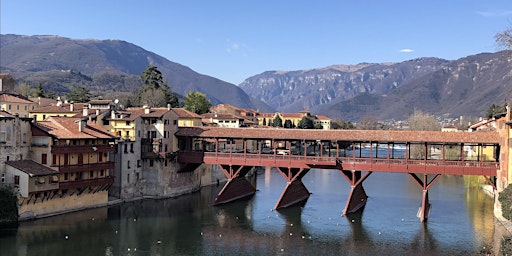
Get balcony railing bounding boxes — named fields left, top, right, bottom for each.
left=59, top=176, right=114, bottom=190
left=56, top=162, right=115, bottom=173
left=52, top=144, right=116, bottom=154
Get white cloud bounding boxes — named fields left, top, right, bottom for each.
left=476, top=10, right=512, bottom=17
left=225, top=39, right=250, bottom=57
left=399, top=49, right=414, bottom=53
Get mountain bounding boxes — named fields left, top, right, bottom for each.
left=240, top=51, right=512, bottom=121
left=321, top=51, right=512, bottom=121
left=239, top=58, right=450, bottom=113
left=0, top=34, right=272, bottom=112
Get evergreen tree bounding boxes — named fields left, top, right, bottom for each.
left=297, top=117, right=314, bottom=129
left=135, top=66, right=179, bottom=107
left=272, top=115, right=283, bottom=127
left=67, top=86, right=91, bottom=103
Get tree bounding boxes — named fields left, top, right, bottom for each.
left=184, top=91, right=212, bottom=114
left=67, top=86, right=91, bottom=103
left=486, top=102, right=507, bottom=118
left=407, top=110, right=440, bottom=131
left=297, top=116, right=314, bottom=129
left=135, top=66, right=179, bottom=107
left=331, top=119, right=355, bottom=129
left=272, top=115, right=283, bottom=127
left=407, top=110, right=440, bottom=159
left=357, top=116, right=380, bottom=130
left=284, top=119, right=294, bottom=128
left=495, top=24, right=512, bottom=50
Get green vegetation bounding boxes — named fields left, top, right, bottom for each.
left=272, top=115, right=283, bottom=127
left=499, top=185, right=512, bottom=220
left=297, top=116, right=314, bottom=129
left=66, top=85, right=92, bottom=103
left=0, top=186, right=18, bottom=225
left=486, top=102, right=508, bottom=119
left=183, top=91, right=211, bottom=114
left=135, top=66, right=179, bottom=107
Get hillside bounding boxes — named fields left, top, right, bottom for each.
left=0, top=34, right=273, bottom=112
left=240, top=51, right=512, bottom=121
left=320, top=51, right=512, bottom=121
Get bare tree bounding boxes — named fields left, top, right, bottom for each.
left=407, top=110, right=440, bottom=159
left=407, top=110, right=440, bottom=131
left=495, top=24, right=512, bottom=50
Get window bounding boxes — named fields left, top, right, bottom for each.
left=41, top=153, right=47, bottom=165
left=126, top=121, right=130, bottom=126
left=137, top=160, right=141, bottom=167
left=127, top=160, right=131, bottom=169
left=64, top=173, right=68, bottom=180
left=130, top=143, right=134, bottom=153
left=1, top=173, right=4, bottom=183
left=127, top=173, right=130, bottom=183
left=14, top=175, right=19, bottom=185
left=100, top=170, right=105, bottom=177
left=136, top=173, right=140, bottom=180
left=53, top=154, right=57, bottom=165
left=90, top=171, right=94, bottom=178
left=173, top=120, right=177, bottom=125
left=164, top=119, right=169, bottom=125
left=149, top=160, right=154, bottom=167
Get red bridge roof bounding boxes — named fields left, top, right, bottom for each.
left=176, top=127, right=499, bottom=144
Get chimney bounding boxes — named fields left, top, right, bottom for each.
left=96, top=109, right=100, bottom=115
left=83, top=106, right=89, bottom=117
left=70, top=102, right=74, bottom=111
left=143, top=105, right=151, bottom=114
left=111, top=110, right=116, bottom=119
left=78, top=119, right=86, bottom=132
left=167, top=103, right=171, bottom=110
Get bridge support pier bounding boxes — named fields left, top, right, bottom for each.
left=274, top=167, right=311, bottom=209
left=408, top=173, right=441, bottom=222
left=340, top=169, right=373, bottom=215
left=214, top=165, right=256, bottom=205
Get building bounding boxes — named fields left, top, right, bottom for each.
left=9, top=116, right=117, bottom=219
left=256, top=110, right=332, bottom=129
left=201, top=112, right=247, bottom=128
left=107, top=105, right=186, bottom=199
left=172, top=108, right=203, bottom=127
left=0, top=74, right=16, bottom=92
left=0, top=92, right=38, bottom=118
left=0, top=111, right=33, bottom=183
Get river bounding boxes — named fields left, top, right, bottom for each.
left=0, top=167, right=504, bottom=255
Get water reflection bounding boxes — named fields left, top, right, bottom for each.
left=0, top=168, right=498, bottom=255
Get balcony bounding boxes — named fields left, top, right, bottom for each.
left=56, top=162, right=115, bottom=173
left=52, top=144, right=116, bottom=154
left=59, top=176, right=115, bottom=190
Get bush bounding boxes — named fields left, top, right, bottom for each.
left=0, top=186, right=18, bottom=222
left=499, top=184, right=512, bottom=220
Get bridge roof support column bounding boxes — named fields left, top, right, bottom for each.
left=214, top=165, right=256, bottom=205
left=407, top=173, right=441, bottom=222
left=274, top=167, right=311, bottom=209
left=340, top=169, right=373, bottom=215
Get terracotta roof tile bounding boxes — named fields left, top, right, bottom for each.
left=172, top=108, right=201, bottom=118
left=0, top=92, right=35, bottom=104
left=6, top=160, right=59, bottom=176
left=36, top=116, right=115, bottom=139
left=175, top=127, right=499, bottom=144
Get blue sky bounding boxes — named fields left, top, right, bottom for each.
left=2, top=1, right=512, bottom=85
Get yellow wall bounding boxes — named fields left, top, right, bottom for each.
left=18, top=191, right=109, bottom=220
left=30, top=112, right=78, bottom=121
